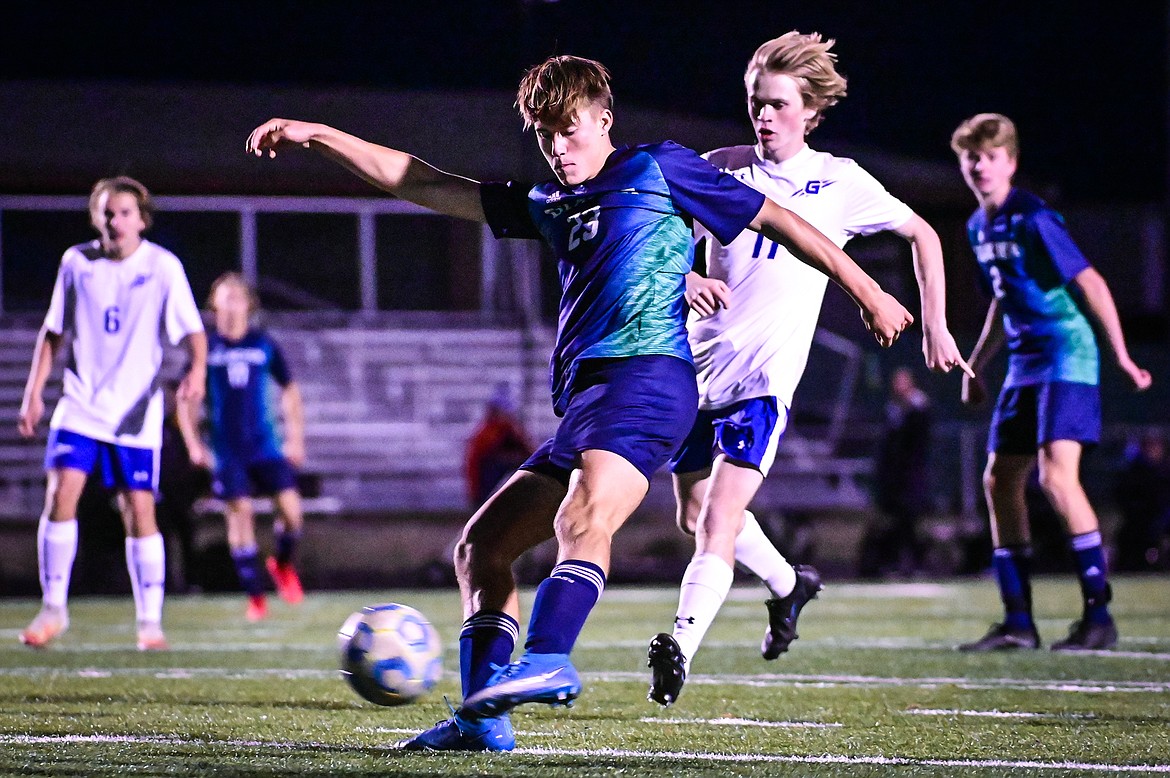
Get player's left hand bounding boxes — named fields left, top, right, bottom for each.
left=923, top=329, right=975, bottom=377
left=283, top=440, right=306, bottom=468
left=862, top=290, right=914, bottom=348
left=685, top=274, right=731, bottom=318
left=177, top=369, right=206, bottom=404
left=1119, top=357, right=1152, bottom=392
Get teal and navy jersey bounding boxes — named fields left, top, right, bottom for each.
left=967, top=187, right=1099, bottom=387
left=481, top=141, right=765, bottom=415
left=205, top=329, right=292, bottom=463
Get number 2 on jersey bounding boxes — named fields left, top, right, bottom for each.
left=567, top=206, right=600, bottom=251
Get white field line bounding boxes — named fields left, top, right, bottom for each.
left=903, top=708, right=1096, bottom=719
left=3, top=665, right=1169, bottom=694
left=638, top=716, right=840, bottom=728
left=0, top=733, right=1166, bottom=773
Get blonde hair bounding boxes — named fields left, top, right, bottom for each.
left=950, top=113, right=1020, bottom=159
left=745, top=31, right=848, bottom=132
left=516, top=55, right=613, bottom=130
left=208, top=271, right=259, bottom=313
left=89, top=176, right=154, bottom=232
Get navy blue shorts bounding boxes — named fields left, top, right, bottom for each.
left=670, top=396, right=789, bottom=477
left=214, top=457, right=298, bottom=500
left=45, top=428, right=158, bottom=491
left=522, top=355, right=698, bottom=485
left=988, top=381, right=1101, bottom=455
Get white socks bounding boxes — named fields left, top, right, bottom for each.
left=734, top=510, right=796, bottom=598
left=671, top=552, right=734, bottom=664
left=125, top=533, right=166, bottom=625
left=38, top=516, right=77, bottom=609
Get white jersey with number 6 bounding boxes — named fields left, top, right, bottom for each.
left=691, top=144, right=913, bottom=411
left=43, top=239, right=204, bottom=449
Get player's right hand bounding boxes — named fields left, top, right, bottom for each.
left=961, top=372, right=986, bottom=407
left=17, top=395, right=43, bottom=439
left=246, top=119, right=317, bottom=158
left=685, top=274, right=731, bottom=318
left=862, top=290, right=913, bottom=348
left=188, top=444, right=213, bottom=469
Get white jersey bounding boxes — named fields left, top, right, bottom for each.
left=44, top=239, right=204, bottom=449
left=691, top=144, right=913, bottom=410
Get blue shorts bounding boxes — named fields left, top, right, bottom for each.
left=45, top=428, right=158, bottom=492
left=670, top=396, right=789, bottom=477
left=213, top=457, right=298, bottom=500
left=522, top=355, right=698, bottom=485
left=989, top=381, right=1101, bottom=455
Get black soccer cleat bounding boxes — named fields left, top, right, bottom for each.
left=957, top=622, right=1041, bottom=652
left=1051, top=619, right=1119, bottom=652
left=647, top=633, right=686, bottom=706
left=761, top=565, right=823, bottom=660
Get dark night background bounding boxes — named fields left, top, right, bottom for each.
left=2, top=1, right=1166, bottom=202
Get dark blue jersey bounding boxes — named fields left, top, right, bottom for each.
left=481, top=141, right=765, bottom=414
left=205, top=329, right=292, bottom=462
left=967, top=188, right=1098, bottom=387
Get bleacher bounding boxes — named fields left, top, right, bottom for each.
left=0, top=317, right=884, bottom=522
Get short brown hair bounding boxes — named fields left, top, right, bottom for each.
left=208, top=271, right=259, bottom=313
left=516, top=55, right=613, bottom=130
left=950, top=113, right=1019, bottom=159
left=89, top=176, right=154, bottom=231
left=745, top=31, right=848, bottom=132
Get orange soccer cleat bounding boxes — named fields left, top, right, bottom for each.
left=136, top=622, right=170, bottom=652
left=19, top=607, right=69, bottom=649
left=266, top=557, right=304, bottom=604
left=246, top=593, right=268, bottom=622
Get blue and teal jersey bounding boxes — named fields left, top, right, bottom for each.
left=967, top=187, right=1099, bottom=387
left=481, top=141, right=765, bottom=415
left=205, top=329, right=292, bottom=463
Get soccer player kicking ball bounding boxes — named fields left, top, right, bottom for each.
left=647, top=31, right=971, bottom=708
left=176, top=272, right=307, bottom=622
left=951, top=114, right=1151, bottom=652
left=246, top=54, right=912, bottom=752
left=18, top=177, right=207, bottom=651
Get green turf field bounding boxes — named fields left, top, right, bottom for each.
left=1, top=577, right=1168, bottom=776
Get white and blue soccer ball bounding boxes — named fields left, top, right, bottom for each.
left=338, top=603, right=443, bottom=706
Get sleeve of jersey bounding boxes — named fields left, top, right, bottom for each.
left=42, top=252, right=71, bottom=335
left=841, top=165, right=914, bottom=236
left=162, top=257, right=206, bottom=345
left=654, top=142, right=766, bottom=245
left=1032, top=210, right=1091, bottom=283
left=267, top=338, right=293, bottom=386
left=480, top=181, right=542, bottom=240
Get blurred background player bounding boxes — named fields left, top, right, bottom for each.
left=648, top=31, right=970, bottom=706
left=857, top=366, right=933, bottom=579
left=177, top=272, right=307, bottom=621
left=17, top=176, right=206, bottom=650
left=464, top=383, right=534, bottom=507
left=952, top=113, right=1152, bottom=652
left=246, top=54, right=911, bottom=751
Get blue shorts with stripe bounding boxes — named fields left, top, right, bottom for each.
left=670, top=396, right=789, bottom=477
left=213, top=456, right=298, bottom=500
left=522, top=355, right=698, bottom=485
left=988, top=381, right=1101, bottom=455
left=44, top=428, right=158, bottom=492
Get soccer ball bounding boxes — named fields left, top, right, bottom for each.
left=338, top=603, right=443, bottom=706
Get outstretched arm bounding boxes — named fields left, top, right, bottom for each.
left=1073, top=267, right=1152, bottom=391
left=750, top=198, right=913, bottom=347
left=961, top=299, right=1005, bottom=406
left=893, top=213, right=972, bottom=376
left=246, top=119, right=486, bottom=222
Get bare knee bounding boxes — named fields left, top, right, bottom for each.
left=675, top=500, right=700, bottom=536
left=1037, top=461, right=1080, bottom=502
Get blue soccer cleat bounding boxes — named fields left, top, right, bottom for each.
left=460, top=652, right=581, bottom=718
left=394, top=708, right=514, bottom=752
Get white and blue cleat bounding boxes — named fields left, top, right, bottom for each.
left=460, top=652, right=581, bottom=718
